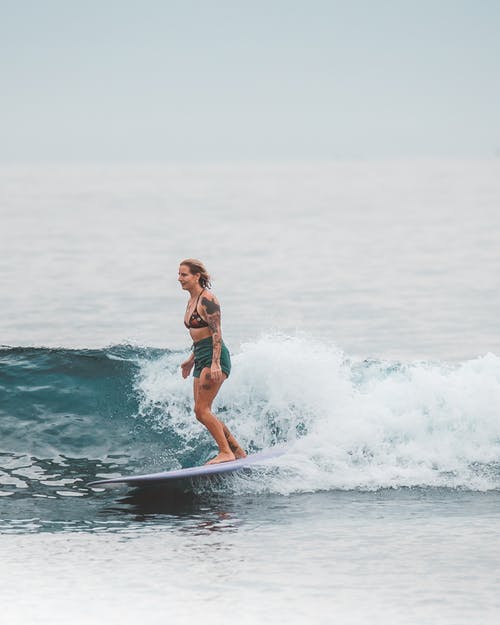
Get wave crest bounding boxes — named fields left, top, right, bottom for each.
left=2, top=339, right=500, bottom=493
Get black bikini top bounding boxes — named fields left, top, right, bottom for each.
left=184, top=291, right=209, bottom=329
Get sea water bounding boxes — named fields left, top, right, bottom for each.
left=1, top=161, right=499, bottom=624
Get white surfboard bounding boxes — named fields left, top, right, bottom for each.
left=87, top=447, right=285, bottom=488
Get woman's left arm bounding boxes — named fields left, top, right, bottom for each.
left=201, top=293, right=223, bottom=383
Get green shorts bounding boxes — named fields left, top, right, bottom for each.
left=192, top=336, right=231, bottom=378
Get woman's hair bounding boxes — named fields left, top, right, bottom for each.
left=180, top=258, right=212, bottom=289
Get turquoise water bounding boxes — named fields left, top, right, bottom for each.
left=1, top=161, right=500, bottom=624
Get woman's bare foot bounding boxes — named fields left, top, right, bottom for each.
left=206, top=451, right=235, bottom=465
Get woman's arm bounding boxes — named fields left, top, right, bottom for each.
left=200, top=293, right=223, bottom=382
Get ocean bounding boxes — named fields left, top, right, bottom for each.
left=1, top=160, right=499, bottom=624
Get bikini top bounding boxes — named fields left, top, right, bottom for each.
left=184, top=290, right=209, bottom=329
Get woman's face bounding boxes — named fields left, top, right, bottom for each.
left=178, top=265, right=199, bottom=290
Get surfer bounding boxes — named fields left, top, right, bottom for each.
left=179, top=259, right=246, bottom=465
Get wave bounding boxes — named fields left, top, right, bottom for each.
left=1, top=337, right=500, bottom=496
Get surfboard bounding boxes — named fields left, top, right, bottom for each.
left=87, top=447, right=285, bottom=488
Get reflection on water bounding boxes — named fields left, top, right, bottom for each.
left=4, top=478, right=500, bottom=537
left=107, top=486, right=243, bottom=535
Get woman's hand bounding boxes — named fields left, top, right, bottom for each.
left=210, top=362, right=223, bottom=384
left=180, top=358, right=194, bottom=379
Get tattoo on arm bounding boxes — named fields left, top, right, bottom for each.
left=201, top=297, right=220, bottom=315
left=202, top=296, right=222, bottom=361
left=208, top=318, right=221, bottom=338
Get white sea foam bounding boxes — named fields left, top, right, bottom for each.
left=135, top=335, right=500, bottom=492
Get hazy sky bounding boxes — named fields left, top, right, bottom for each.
left=1, top=0, right=499, bottom=162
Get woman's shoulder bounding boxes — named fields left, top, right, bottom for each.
left=200, top=290, right=221, bottom=313
left=201, top=288, right=219, bottom=301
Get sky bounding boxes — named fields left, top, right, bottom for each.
left=1, top=0, right=499, bottom=162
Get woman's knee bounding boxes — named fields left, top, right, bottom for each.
left=194, top=404, right=210, bottom=423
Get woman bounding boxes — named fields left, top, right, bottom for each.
left=179, top=259, right=246, bottom=464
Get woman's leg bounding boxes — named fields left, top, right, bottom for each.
left=193, top=369, right=235, bottom=464
left=220, top=423, right=247, bottom=459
